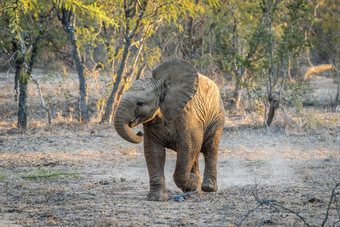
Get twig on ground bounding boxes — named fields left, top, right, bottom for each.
left=322, top=180, right=340, bottom=227
left=237, top=203, right=263, bottom=225
left=238, top=184, right=310, bottom=226
left=168, top=190, right=199, bottom=202
left=239, top=181, right=340, bottom=226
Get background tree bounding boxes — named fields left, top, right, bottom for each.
left=239, top=0, right=312, bottom=126
left=57, top=6, right=90, bottom=121
left=1, top=0, right=338, bottom=128
left=99, top=0, right=206, bottom=123
left=0, top=0, right=54, bottom=129
left=55, top=0, right=117, bottom=122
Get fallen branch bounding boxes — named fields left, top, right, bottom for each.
left=322, top=180, right=340, bottom=227
left=239, top=181, right=340, bottom=226
left=303, top=64, right=334, bottom=80
left=31, top=77, right=52, bottom=125
left=238, top=184, right=309, bottom=226
left=238, top=203, right=263, bottom=225
left=168, top=190, right=198, bottom=202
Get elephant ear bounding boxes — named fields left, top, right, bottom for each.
left=152, top=59, right=199, bottom=121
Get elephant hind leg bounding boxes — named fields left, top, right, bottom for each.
left=201, top=128, right=223, bottom=192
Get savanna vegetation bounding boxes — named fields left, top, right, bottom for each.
left=0, top=0, right=339, bottom=226
left=0, top=0, right=339, bottom=128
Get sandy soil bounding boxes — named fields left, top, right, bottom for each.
left=0, top=72, right=340, bottom=226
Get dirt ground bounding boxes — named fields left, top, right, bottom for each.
left=0, top=71, right=340, bottom=226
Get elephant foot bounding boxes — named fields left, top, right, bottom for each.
left=179, top=173, right=201, bottom=192
left=147, top=190, right=168, bottom=201
left=202, top=179, right=218, bottom=192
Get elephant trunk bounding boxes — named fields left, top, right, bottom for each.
left=114, top=100, right=143, bottom=144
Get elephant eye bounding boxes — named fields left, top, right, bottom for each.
left=137, top=102, right=144, bottom=107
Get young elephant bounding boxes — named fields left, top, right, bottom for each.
left=114, top=59, right=225, bottom=201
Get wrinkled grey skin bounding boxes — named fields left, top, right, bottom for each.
left=114, top=59, right=225, bottom=201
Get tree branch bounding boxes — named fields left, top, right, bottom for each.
left=31, top=77, right=52, bottom=125
left=238, top=184, right=310, bottom=226
left=322, top=181, right=340, bottom=227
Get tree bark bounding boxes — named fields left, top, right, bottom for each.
left=60, top=8, right=89, bottom=122
left=13, top=33, right=27, bottom=129
left=266, top=95, right=280, bottom=126
left=18, top=79, right=28, bottom=129
left=232, top=80, right=242, bottom=108
left=16, top=56, right=26, bottom=129
left=335, top=65, right=340, bottom=104
left=288, top=56, right=293, bottom=81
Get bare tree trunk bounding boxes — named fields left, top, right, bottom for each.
left=265, top=0, right=278, bottom=127
left=266, top=95, right=280, bottom=126
left=13, top=43, right=26, bottom=128
left=288, top=56, right=293, bottom=81
left=12, top=32, right=28, bottom=129
left=335, top=66, right=340, bottom=104
left=229, top=2, right=241, bottom=109
left=59, top=8, right=89, bottom=122
left=17, top=71, right=28, bottom=129
left=232, top=80, right=242, bottom=108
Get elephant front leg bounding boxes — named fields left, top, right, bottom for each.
left=144, top=138, right=167, bottom=201
left=173, top=141, right=202, bottom=192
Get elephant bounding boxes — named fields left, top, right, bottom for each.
left=114, top=59, right=225, bottom=201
